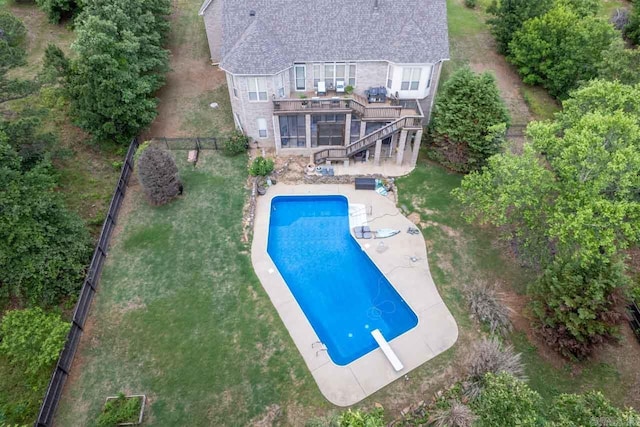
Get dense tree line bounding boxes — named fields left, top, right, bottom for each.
left=487, top=0, right=639, bottom=99
left=56, top=0, right=171, bottom=144
left=454, top=80, right=640, bottom=358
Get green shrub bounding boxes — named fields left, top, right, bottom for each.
left=548, top=391, right=640, bottom=426
left=338, top=407, right=384, bottom=427
left=0, top=137, right=91, bottom=305
left=96, top=393, right=142, bottom=427
left=464, top=0, right=477, bottom=8
left=222, top=130, right=249, bottom=156
left=472, top=373, right=541, bottom=427
left=428, top=67, right=510, bottom=173
left=249, top=156, right=274, bottom=177
left=529, top=259, right=627, bottom=359
left=0, top=308, right=69, bottom=377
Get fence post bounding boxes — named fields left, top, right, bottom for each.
left=214, top=137, right=218, bottom=150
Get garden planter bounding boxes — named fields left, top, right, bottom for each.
left=102, top=394, right=146, bottom=426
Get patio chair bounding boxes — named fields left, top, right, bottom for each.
left=353, top=226, right=372, bottom=239
left=336, top=80, right=345, bottom=93
left=317, top=81, right=326, bottom=96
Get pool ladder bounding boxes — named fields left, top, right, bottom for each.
left=312, top=341, right=327, bottom=356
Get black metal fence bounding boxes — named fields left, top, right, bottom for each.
left=152, top=136, right=219, bottom=151
left=35, top=138, right=140, bottom=427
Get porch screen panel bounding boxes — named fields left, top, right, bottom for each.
left=279, top=115, right=306, bottom=148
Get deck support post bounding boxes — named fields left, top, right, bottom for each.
left=396, top=129, right=408, bottom=165
left=305, top=114, right=312, bottom=149
left=411, top=129, right=423, bottom=166
left=273, top=116, right=282, bottom=154
left=360, top=121, right=367, bottom=139
left=374, top=139, right=383, bottom=166
left=344, top=113, right=352, bottom=146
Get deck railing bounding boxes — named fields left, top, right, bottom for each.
left=272, top=95, right=418, bottom=120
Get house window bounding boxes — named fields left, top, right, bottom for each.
left=335, top=63, right=346, bottom=86
left=313, top=64, right=322, bottom=88
left=324, top=64, right=334, bottom=88
left=318, top=63, right=357, bottom=89
left=248, top=77, right=267, bottom=101
left=387, top=65, right=394, bottom=89
left=401, top=68, right=421, bottom=91
left=279, top=115, right=306, bottom=147
left=232, top=75, right=238, bottom=98
left=257, top=118, right=268, bottom=138
left=294, top=65, right=306, bottom=91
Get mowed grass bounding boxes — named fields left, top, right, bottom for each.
left=397, top=156, right=638, bottom=410
left=55, top=151, right=327, bottom=425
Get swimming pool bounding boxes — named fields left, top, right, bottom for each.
left=267, top=195, right=418, bottom=366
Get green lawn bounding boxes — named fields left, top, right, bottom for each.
left=55, top=151, right=327, bottom=425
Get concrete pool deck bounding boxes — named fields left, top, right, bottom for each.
left=251, top=184, right=458, bottom=406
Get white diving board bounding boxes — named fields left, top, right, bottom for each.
left=371, top=329, right=404, bottom=371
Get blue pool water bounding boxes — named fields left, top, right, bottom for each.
left=267, top=195, right=418, bottom=365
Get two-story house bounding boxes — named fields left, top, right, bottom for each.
left=199, top=0, right=449, bottom=168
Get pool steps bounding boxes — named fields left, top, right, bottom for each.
left=371, top=329, right=404, bottom=371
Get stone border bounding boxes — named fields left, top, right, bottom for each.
left=251, top=184, right=458, bottom=406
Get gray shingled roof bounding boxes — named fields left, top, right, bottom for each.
left=203, top=0, right=449, bottom=75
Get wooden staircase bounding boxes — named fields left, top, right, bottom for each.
left=314, top=116, right=423, bottom=164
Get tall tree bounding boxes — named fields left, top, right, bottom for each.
left=487, top=0, right=553, bottom=55
left=508, top=4, right=616, bottom=98
left=427, top=67, right=510, bottom=173
left=598, top=39, right=640, bottom=85
left=66, top=0, right=170, bottom=144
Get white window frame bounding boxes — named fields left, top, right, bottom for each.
left=387, top=64, right=394, bottom=89
left=257, top=118, right=268, bottom=138
left=248, top=77, right=268, bottom=102
left=231, top=74, right=238, bottom=98
left=401, top=67, right=421, bottom=91
left=294, top=64, right=306, bottom=91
